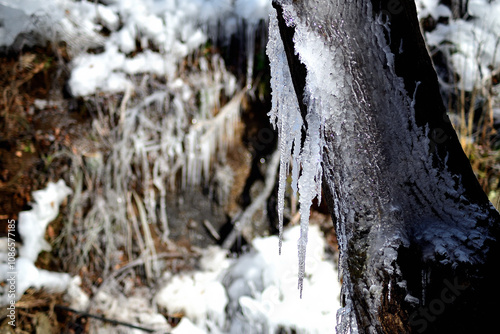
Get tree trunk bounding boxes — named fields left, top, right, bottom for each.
left=270, top=0, right=500, bottom=332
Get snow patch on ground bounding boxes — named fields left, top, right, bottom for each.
left=0, top=180, right=73, bottom=305
left=156, top=225, right=341, bottom=334
left=2, top=188, right=340, bottom=333
left=224, top=225, right=340, bottom=334
left=63, top=224, right=340, bottom=333
left=156, top=247, right=230, bottom=329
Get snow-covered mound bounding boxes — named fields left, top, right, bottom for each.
left=156, top=224, right=341, bottom=334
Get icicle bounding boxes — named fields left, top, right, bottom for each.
left=267, top=1, right=324, bottom=296
left=296, top=100, right=323, bottom=297
left=267, top=10, right=303, bottom=255
left=245, top=21, right=256, bottom=90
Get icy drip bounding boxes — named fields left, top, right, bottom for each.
left=267, top=7, right=325, bottom=296
left=267, top=10, right=303, bottom=255
left=245, top=23, right=257, bottom=90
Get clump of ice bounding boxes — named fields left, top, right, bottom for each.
left=266, top=9, right=303, bottom=258
left=0, top=180, right=73, bottom=305
left=267, top=7, right=320, bottom=297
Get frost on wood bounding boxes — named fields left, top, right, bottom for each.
left=269, top=0, right=499, bottom=331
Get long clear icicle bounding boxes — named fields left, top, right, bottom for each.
left=267, top=9, right=302, bottom=255
left=267, top=6, right=324, bottom=296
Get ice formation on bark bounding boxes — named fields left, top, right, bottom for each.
left=268, top=0, right=497, bottom=331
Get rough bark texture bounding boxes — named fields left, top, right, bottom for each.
left=272, top=0, right=500, bottom=333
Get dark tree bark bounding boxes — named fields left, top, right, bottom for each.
left=270, top=0, right=500, bottom=333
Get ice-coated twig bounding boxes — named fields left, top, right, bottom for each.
left=183, top=89, right=246, bottom=187
left=222, top=149, right=280, bottom=250
left=203, top=220, right=221, bottom=241
left=55, top=305, right=156, bottom=333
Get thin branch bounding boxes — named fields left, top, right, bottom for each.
left=222, top=149, right=280, bottom=249
left=55, top=304, right=160, bottom=333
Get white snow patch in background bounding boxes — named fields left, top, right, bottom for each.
left=0, top=0, right=272, bottom=96
left=0, top=258, right=71, bottom=303
left=171, top=318, right=207, bottom=334
left=156, top=225, right=341, bottom=333
left=84, top=225, right=340, bottom=333
left=416, top=0, right=500, bottom=91
left=0, top=180, right=73, bottom=305
left=68, top=43, right=129, bottom=96
left=415, top=0, right=452, bottom=21
left=225, top=225, right=340, bottom=334
left=0, top=0, right=105, bottom=51
left=65, top=276, right=90, bottom=311
left=235, top=0, right=273, bottom=24
left=156, top=246, right=230, bottom=329
left=91, top=286, right=170, bottom=333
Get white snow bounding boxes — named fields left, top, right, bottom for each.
left=58, top=225, right=338, bottom=333
left=156, top=247, right=229, bottom=328
left=154, top=224, right=341, bottom=334
left=235, top=0, right=272, bottom=24
left=17, top=180, right=73, bottom=262
left=0, top=258, right=71, bottom=303
left=90, top=286, right=170, bottom=333
left=0, top=0, right=272, bottom=95
left=225, top=224, right=341, bottom=334
left=0, top=180, right=73, bottom=305
left=171, top=318, right=207, bottom=334
left=415, top=0, right=451, bottom=21
left=416, top=0, right=500, bottom=91
left=65, top=276, right=90, bottom=311
left=0, top=0, right=105, bottom=51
